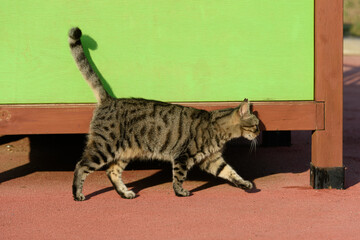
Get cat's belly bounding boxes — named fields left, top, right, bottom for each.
left=116, top=147, right=173, bottom=162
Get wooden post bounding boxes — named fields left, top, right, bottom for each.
left=311, top=0, right=344, bottom=189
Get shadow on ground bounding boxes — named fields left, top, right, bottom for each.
left=342, top=60, right=360, bottom=188
left=0, top=131, right=311, bottom=194
left=0, top=134, right=85, bottom=183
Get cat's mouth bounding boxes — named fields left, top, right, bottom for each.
left=244, top=134, right=258, bottom=141
left=243, top=129, right=260, bottom=141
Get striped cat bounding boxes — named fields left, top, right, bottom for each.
left=69, top=27, right=260, bottom=201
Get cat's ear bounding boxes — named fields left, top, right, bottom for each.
left=239, top=99, right=250, bottom=117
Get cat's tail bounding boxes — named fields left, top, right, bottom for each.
left=68, top=27, right=110, bottom=103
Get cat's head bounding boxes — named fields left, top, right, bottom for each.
left=236, top=99, right=260, bottom=141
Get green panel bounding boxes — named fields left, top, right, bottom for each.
left=0, top=0, right=314, bottom=104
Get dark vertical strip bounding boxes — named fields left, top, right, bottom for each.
left=216, top=162, right=227, bottom=176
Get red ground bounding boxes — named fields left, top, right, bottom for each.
left=1, top=56, right=360, bottom=239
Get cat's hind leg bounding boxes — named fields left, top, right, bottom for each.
left=198, top=152, right=253, bottom=190
left=172, top=155, right=194, bottom=197
left=73, top=152, right=107, bottom=201
left=106, top=159, right=135, bottom=199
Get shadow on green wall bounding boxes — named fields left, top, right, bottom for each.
left=81, top=34, right=116, bottom=98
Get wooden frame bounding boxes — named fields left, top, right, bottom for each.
left=0, top=102, right=324, bottom=135
left=0, top=0, right=343, bottom=188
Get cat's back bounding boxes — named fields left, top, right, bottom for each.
left=89, top=97, right=215, bottom=160
left=116, top=98, right=209, bottom=128
left=92, top=97, right=211, bottom=128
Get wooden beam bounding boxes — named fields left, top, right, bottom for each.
left=181, top=101, right=325, bottom=131
left=0, top=104, right=94, bottom=135
left=0, top=101, right=324, bottom=135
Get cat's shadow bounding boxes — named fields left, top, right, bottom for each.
left=85, top=167, right=259, bottom=200
left=81, top=34, right=116, bottom=98
left=85, top=169, right=171, bottom=200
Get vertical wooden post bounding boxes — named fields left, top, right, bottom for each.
left=311, top=0, right=344, bottom=189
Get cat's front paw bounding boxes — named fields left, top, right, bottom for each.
left=173, top=185, right=191, bottom=197
left=121, top=190, right=136, bottom=199
left=74, top=193, right=86, bottom=201
left=243, top=181, right=253, bottom=189
left=234, top=180, right=253, bottom=190
left=175, top=189, right=191, bottom=197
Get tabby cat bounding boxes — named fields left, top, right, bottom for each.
left=69, top=27, right=260, bottom=201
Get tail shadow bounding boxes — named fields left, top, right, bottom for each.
left=81, top=34, right=116, bottom=98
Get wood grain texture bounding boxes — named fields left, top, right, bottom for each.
left=312, top=0, right=343, bottom=168
left=0, top=102, right=324, bottom=135
left=0, top=104, right=94, bottom=135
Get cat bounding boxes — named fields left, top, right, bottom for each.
left=68, top=27, right=260, bottom=201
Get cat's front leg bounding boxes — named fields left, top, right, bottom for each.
left=198, top=152, right=253, bottom=190
left=172, top=156, right=194, bottom=197
left=106, top=160, right=135, bottom=199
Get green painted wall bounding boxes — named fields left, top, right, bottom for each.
left=0, top=0, right=314, bottom=104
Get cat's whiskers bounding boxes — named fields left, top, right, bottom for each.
left=249, top=138, right=258, bottom=153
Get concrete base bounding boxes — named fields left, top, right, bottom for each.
left=310, top=163, right=345, bottom=189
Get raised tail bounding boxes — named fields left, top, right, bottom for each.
left=68, top=27, right=110, bottom=103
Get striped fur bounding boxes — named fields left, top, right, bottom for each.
left=69, top=27, right=260, bottom=201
